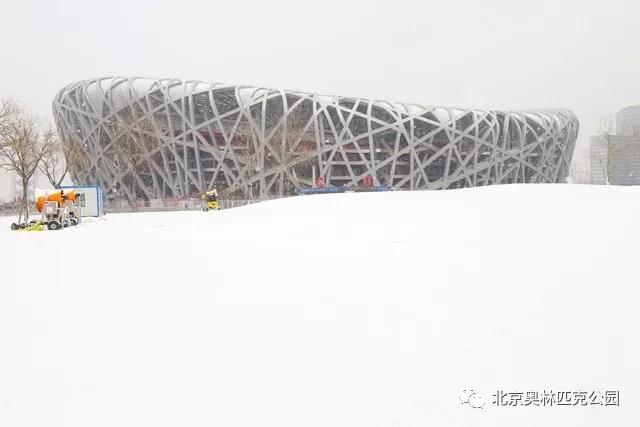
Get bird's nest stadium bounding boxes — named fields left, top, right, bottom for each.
left=53, top=77, right=578, bottom=202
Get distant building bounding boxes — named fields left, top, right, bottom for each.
left=616, top=105, right=640, bottom=137
left=590, top=135, right=640, bottom=185
left=0, top=170, right=17, bottom=203
left=0, top=170, right=48, bottom=204
left=590, top=105, right=640, bottom=185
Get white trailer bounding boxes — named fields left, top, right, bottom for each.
left=59, top=185, right=104, bottom=217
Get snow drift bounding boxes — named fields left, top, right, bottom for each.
left=1, top=184, right=639, bottom=427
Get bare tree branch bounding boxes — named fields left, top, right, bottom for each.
left=38, top=127, right=69, bottom=188
left=0, top=100, right=55, bottom=222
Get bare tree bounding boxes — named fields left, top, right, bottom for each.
left=592, top=117, right=616, bottom=185
left=0, top=99, right=19, bottom=155
left=0, top=102, right=54, bottom=223
left=38, top=127, right=69, bottom=188
left=0, top=99, right=18, bottom=134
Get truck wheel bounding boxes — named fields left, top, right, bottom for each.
left=10, top=223, right=18, bottom=230
left=47, top=221, right=61, bottom=231
left=202, top=207, right=209, bottom=212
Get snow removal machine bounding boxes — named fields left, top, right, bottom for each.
left=10, top=189, right=84, bottom=231
left=201, top=189, right=221, bottom=211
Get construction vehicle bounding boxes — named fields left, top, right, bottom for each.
left=202, top=189, right=221, bottom=211
left=10, top=189, right=84, bottom=231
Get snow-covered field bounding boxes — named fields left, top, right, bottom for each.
left=1, top=184, right=639, bottom=427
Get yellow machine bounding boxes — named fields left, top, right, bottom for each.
left=10, top=189, right=83, bottom=231
left=202, top=189, right=220, bottom=211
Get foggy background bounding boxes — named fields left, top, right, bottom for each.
left=1, top=0, right=639, bottom=194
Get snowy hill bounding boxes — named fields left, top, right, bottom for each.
left=1, top=184, right=639, bottom=427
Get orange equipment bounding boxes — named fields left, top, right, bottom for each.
left=10, top=189, right=83, bottom=231
left=35, top=190, right=78, bottom=213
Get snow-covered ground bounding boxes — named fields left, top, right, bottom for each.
left=1, top=184, right=639, bottom=427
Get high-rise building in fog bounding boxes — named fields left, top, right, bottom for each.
left=616, top=105, right=640, bottom=137
left=0, top=171, right=48, bottom=204
left=590, top=135, right=640, bottom=185
left=0, top=171, right=17, bottom=203
left=591, top=105, right=640, bottom=185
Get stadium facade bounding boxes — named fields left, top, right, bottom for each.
left=53, top=77, right=579, bottom=202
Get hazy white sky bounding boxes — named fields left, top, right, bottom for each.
left=1, top=0, right=639, bottom=166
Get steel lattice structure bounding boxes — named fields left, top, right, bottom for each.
left=53, top=77, right=578, bottom=202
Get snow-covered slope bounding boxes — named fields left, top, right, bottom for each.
left=1, top=184, right=639, bottom=427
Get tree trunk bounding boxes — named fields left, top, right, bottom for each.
left=22, top=177, right=29, bottom=222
